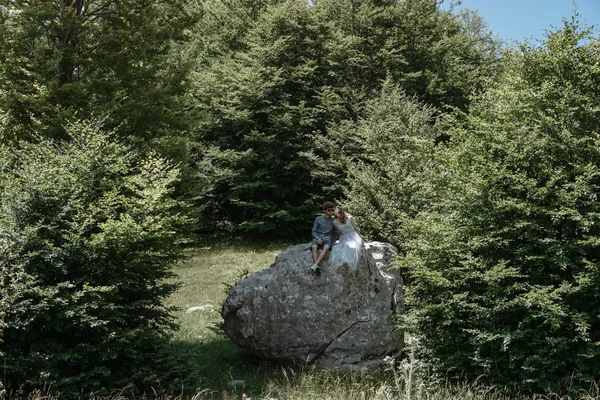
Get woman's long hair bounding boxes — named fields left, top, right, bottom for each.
left=335, top=205, right=348, bottom=224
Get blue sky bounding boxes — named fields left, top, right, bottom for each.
left=441, top=0, right=600, bottom=44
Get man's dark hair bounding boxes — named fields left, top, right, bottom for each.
left=322, top=201, right=334, bottom=210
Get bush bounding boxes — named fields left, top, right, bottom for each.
left=0, top=121, right=191, bottom=397
left=340, top=82, right=440, bottom=248
left=398, top=21, right=600, bottom=392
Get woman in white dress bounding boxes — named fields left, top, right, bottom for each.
left=330, top=205, right=364, bottom=272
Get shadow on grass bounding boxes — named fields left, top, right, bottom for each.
left=166, top=336, right=286, bottom=398
left=164, top=336, right=400, bottom=400
left=190, top=233, right=302, bottom=253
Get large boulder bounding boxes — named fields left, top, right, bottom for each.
left=221, top=241, right=403, bottom=370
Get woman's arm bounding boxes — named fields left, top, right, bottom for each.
left=349, top=215, right=364, bottom=245
left=349, top=215, right=360, bottom=234
left=334, top=220, right=342, bottom=236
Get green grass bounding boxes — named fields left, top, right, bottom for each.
left=162, top=240, right=600, bottom=400
left=165, top=240, right=296, bottom=398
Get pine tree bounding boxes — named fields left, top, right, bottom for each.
left=0, top=121, right=191, bottom=397
left=398, top=20, right=600, bottom=392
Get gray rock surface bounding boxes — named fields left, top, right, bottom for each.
left=221, top=241, right=403, bottom=369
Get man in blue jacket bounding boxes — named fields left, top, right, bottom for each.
left=310, top=201, right=337, bottom=274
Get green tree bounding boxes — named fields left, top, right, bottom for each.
left=189, top=0, right=500, bottom=235
left=398, top=20, right=600, bottom=391
left=0, top=0, right=194, bottom=144
left=317, top=0, right=501, bottom=112
left=187, top=0, right=283, bottom=60
left=190, top=0, right=333, bottom=233
left=0, top=121, right=191, bottom=397
left=337, top=83, right=440, bottom=247
left=304, top=0, right=500, bottom=204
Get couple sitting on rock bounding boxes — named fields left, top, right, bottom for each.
left=310, top=201, right=364, bottom=274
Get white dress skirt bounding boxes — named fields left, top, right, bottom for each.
left=330, top=216, right=363, bottom=272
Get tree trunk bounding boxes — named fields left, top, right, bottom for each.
left=57, top=0, right=86, bottom=85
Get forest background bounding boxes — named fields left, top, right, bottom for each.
left=1, top=0, right=599, bottom=398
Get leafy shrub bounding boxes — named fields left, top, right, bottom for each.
left=0, top=121, right=191, bottom=397
left=340, top=83, right=440, bottom=248
left=397, top=21, right=600, bottom=392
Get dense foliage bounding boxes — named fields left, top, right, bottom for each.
left=338, top=83, right=440, bottom=247
left=382, top=21, right=600, bottom=392
left=0, top=0, right=194, bottom=144
left=188, top=0, right=500, bottom=234
left=2, top=0, right=599, bottom=395
left=0, top=121, right=190, bottom=397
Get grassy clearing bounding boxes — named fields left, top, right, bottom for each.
left=162, top=240, right=600, bottom=400
left=165, top=239, right=296, bottom=398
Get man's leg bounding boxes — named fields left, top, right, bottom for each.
left=315, top=244, right=330, bottom=266
left=311, top=244, right=321, bottom=273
